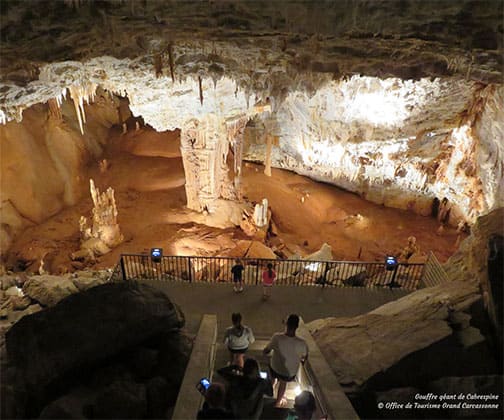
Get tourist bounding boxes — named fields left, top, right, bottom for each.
left=263, top=314, right=308, bottom=407
left=262, top=263, right=276, bottom=300
left=224, top=313, right=255, bottom=368
left=197, top=382, right=234, bottom=419
left=231, top=259, right=245, bottom=292
left=227, top=358, right=273, bottom=419
left=287, top=391, right=317, bottom=420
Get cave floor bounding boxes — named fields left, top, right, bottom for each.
left=6, top=125, right=465, bottom=274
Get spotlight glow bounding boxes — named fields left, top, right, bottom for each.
left=305, top=262, right=320, bottom=271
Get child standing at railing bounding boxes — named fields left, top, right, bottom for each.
left=262, top=263, right=276, bottom=300
left=231, top=259, right=245, bottom=293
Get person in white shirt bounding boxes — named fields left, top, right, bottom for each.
left=263, top=314, right=308, bottom=407
left=224, top=312, right=255, bottom=368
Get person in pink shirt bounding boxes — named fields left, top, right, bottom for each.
left=262, top=263, right=276, bottom=300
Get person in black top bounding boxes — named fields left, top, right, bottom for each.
left=227, top=358, right=273, bottom=419
left=197, top=382, right=234, bottom=419
left=231, top=259, right=245, bottom=292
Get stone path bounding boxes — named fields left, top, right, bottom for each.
left=145, top=280, right=408, bottom=338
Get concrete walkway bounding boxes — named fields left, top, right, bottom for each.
left=146, top=281, right=409, bottom=338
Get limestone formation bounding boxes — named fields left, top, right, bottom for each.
left=180, top=114, right=251, bottom=212
left=0, top=2, right=501, bottom=259
left=253, top=198, right=269, bottom=228
left=444, top=208, right=504, bottom=349
left=4, top=282, right=188, bottom=418
left=72, top=179, right=123, bottom=261
left=308, top=280, right=481, bottom=388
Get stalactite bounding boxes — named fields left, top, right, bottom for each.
left=47, top=98, right=62, bottom=120
left=198, top=76, right=204, bottom=105
left=68, top=83, right=97, bottom=135
left=154, top=53, right=163, bottom=78
left=168, top=42, right=175, bottom=82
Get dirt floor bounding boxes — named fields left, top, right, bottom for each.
left=5, top=125, right=465, bottom=274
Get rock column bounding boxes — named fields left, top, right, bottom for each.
left=180, top=114, right=248, bottom=212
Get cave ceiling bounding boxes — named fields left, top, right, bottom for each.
left=0, top=0, right=503, bottom=226
left=0, top=0, right=502, bottom=124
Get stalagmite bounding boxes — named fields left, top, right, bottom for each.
left=253, top=198, right=268, bottom=227
left=71, top=179, right=123, bottom=261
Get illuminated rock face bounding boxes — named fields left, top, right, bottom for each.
left=245, top=79, right=504, bottom=224
left=0, top=0, right=502, bottom=253
left=0, top=92, right=119, bottom=256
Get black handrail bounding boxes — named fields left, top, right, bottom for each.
left=116, top=254, right=424, bottom=291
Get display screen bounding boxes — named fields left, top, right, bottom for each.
left=385, top=256, right=397, bottom=270
left=200, top=378, right=211, bottom=389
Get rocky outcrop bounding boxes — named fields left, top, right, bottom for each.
left=6, top=282, right=184, bottom=388
left=308, top=280, right=481, bottom=388
left=0, top=92, right=120, bottom=257
left=4, top=282, right=188, bottom=418
left=444, top=208, right=504, bottom=356
left=22, top=275, right=79, bottom=307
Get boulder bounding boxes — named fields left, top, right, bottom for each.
left=71, top=272, right=108, bottom=292
left=245, top=241, right=277, bottom=260
left=0, top=277, right=18, bottom=290
left=9, top=295, right=32, bottom=311
left=305, top=243, right=333, bottom=261
left=39, top=387, right=94, bottom=419
left=5, top=286, right=23, bottom=297
left=126, top=346, right=159, bottom=381
left=6, top=282, right=184, bottom=389
left=7, top=304, right=42, bottom=324
left=22, top=275, right=79, bottom=306
left=92, top=380, right=147, bottom=419
left=308, top=281, right=481, bottom=388
left=146, top=376, right=169, bottom=418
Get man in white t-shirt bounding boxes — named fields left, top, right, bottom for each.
left=263, top=314, right=308, bottom=407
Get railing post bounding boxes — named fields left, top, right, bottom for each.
left=255, top=260, right=260, bottom=286
left=322, top=262, right=328, bottom=289
left=120, top=256, right=127, bottom=281
left=389, top=264, right=399, bottom=288
left=188, top=256, right=193, bottom=283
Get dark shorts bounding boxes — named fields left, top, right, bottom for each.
left=269, top=365, right=296, bottom=382
left=233, top=277, right=242, bottom=283
left=229, top=347, right=248, bottom=354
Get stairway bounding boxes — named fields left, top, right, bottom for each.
left=212, top=339, right=317, bottom=419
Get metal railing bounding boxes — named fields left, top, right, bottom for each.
left=116, top=254, right=425, bottom=291
left=420, top=251, right=449, bottom=287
